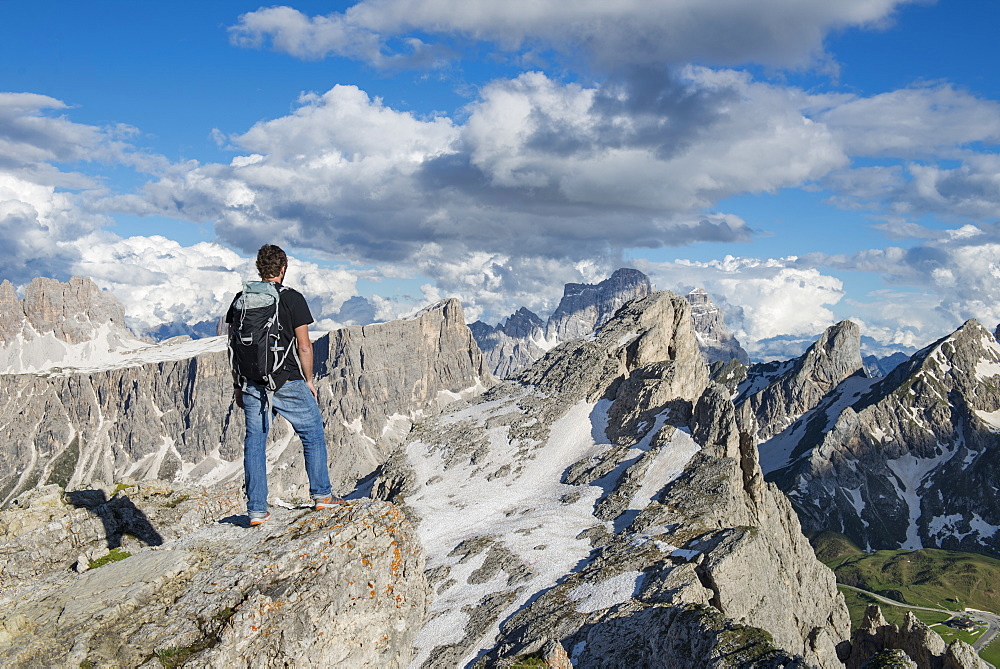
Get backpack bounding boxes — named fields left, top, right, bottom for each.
left=228, top=281, right=295, bottom=391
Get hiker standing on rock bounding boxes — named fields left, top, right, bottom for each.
left=226, top=244, right=341, bottom=526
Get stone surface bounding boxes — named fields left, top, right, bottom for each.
left=685, top=288, right=749, bottom=365
left=0, top=485, right=427, bottom=668
left=545, top=268, right=653, bottom=343
left=469, top=308, right=547, bottom=379
left=0, top=276, right=143, bottom=374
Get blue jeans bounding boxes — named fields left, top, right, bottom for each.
left=241, top=380, right=333, bottom=514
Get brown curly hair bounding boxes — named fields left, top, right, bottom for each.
left=256, top=244, right=287, bottom=280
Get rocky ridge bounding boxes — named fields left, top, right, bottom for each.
left=468, top=308, right=546, bottom=379
left=0, top=276, right=146, bottom=374
left=0, top=296, right=492, bottom=510
left=736, top=320, right=863, bottom=443
left=0, top=482, right=427, bottom=667
left=740, top=318, right=1000, bottom=556
left=374, top=290, right=851, bottom=667
left=472, top=269, right=747, bottom=379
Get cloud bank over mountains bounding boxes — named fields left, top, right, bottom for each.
left=1, top=1, right=999, bottom=359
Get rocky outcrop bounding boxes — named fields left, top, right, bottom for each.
left=374, top=290, right=850, bottom=668
left=757, top=319, right=1000, bottom=555
left=736, top=320, right=864, bottom=442
left=843, top=606, right=985, bottom=669
left=0, top=276, right=145, bottom=374
left=0, top=482, right=427, bottom=668
left=0, top=297, right=492, bottom=509
left=685, top=288, right=749, bottom=365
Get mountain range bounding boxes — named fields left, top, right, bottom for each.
left=470, top=268, right=749, bottom=378
left=0, top=273, right=993, bottom=668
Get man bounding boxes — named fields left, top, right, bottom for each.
left=227, top=244, right=340, bottom=526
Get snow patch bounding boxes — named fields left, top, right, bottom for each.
left=885, top=451, right=949, bottom=549
left=568, top=571, right=645, bottom=614
left=405, top=398, right=617, bottom=667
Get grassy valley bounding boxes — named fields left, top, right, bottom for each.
left=814, top=531, right=1000, bottom=614
left=812, top=532, right=1000, bottom=666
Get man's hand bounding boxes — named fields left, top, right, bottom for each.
left=234, top=387, right=244, bottom=409
left=295, top=323, right=318, bottom=402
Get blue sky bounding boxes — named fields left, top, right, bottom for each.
left=2, top=0, right=1000, bottom=359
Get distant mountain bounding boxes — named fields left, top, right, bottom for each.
left=863, top=351, right=909, bottom=378
left=0, top=276, right=146, bottom=374
left=471, top=269, right=748, bottom=377
left=738, top=319, right=1000, bottom=557
left=468, top=307, right=548, bottom=378
left=685, top=287, right=750, bottom=365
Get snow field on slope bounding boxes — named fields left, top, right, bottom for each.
left=756, top=374, right=877, bottom=474
left=885, top=449, right=952, bottom=550
left=926, top=513, right=1000, bottom=543
left=0, top=323, right=149, bottom=375
left=404, top=395, right=699, bottom=667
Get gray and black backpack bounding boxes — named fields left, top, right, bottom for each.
left=228, top=281, right=295, bottom=391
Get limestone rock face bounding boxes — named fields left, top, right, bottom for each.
left=843, top=606, right=985, bottom=669
left=374, top=290, right=850, bottom=668
left=471, top=268, right=652, bottom=378
left=754, top=319, right=1000, bottom=555
left=545, top=268, right=653, bottom=342
left=0, top=297, right=492, bottom=509
left=0, top=276, right=144, bottom=374
left=685, top=288, right=749, bottom=365
left=0, top=483, right=427, bottom=668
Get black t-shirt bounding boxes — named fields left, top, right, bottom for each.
left=226, top=283, right=314, bottom=383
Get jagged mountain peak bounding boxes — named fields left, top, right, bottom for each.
left=472, top=268, right=654, bottom=378
left=472, top=270, right=747, bottom=378
left=545, top=267, right=652, bottom=343
left=517, top=290, right=709, bottom=403
left=500, top=306, right=544, bottom=338
left=736, top=319, right=863, bottom=443
left=798, top=319, right=862, bottom=385
left=758, top=316, right=1000, bottom=556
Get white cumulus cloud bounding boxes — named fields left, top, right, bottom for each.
left=71, top=236, right=361, bottom=336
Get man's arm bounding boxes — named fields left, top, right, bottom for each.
left=294, top=324, right=317, bottom=399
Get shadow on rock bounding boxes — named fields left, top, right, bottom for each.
left=218, top=514, right=251, bottom=528
left=65, top=489, right=163, bottom=548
